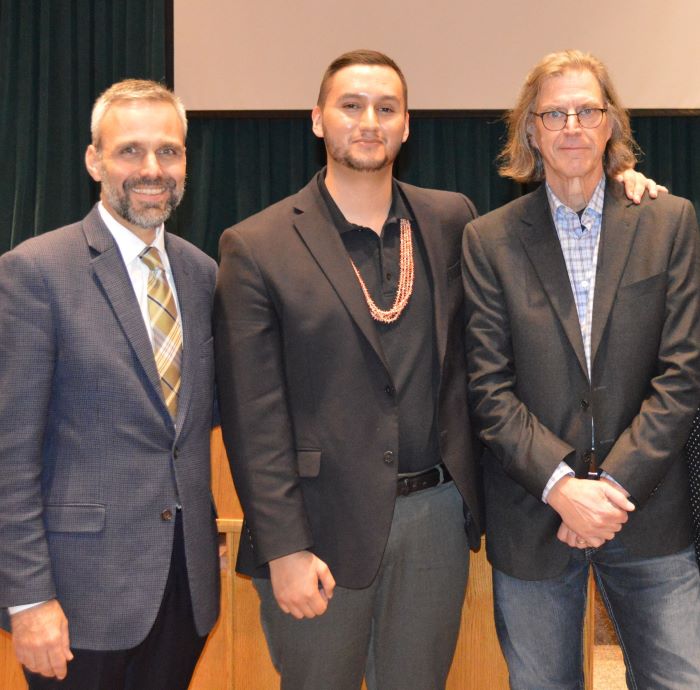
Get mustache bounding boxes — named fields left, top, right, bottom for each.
left=123, top=176, right=177, bottom=192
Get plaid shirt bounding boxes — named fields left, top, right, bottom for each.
left=542, top=176, right=606, bottom=501
left=546, top=176, right=605, bottom=378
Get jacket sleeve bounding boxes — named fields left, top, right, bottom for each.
left=462, top=220, right=576, bottom=498
left=213, top=227, right=313, bottom=566
left=0, top=248, right=57, bottom=608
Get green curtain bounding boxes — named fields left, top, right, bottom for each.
left=0, top=0, right=168, bottom=253
left=2, top=1, right=699, bottom=258
left=172, top=113, right=700, bottom=259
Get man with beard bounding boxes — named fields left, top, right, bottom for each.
left=214, top=50, right=658, bottom=690
left=0, top=79, right=219, bottom=690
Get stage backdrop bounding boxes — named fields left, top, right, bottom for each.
left=1, top=1, right=699, bottom=256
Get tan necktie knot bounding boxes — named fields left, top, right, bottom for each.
left=140, top=246, right=183, bottom=420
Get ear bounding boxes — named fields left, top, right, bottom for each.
left=85, top=144, right=102, bottom=182
left=402, top=111, right=410, bottom=143
left=311, top=106, right=324, bottom=140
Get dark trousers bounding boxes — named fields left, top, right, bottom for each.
left=25, top=511, right=207, bottom=690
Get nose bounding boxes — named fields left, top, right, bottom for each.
left=140, top=150, right=162, bottom=176
left=564, top=112, right=581, bottom=131
left=359, top=106, right=379, bottom=129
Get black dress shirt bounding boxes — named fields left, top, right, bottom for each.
left=317, top=172, right=439, bottom=473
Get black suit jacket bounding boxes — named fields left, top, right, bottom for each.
left=463, top=183, right=700, bottom=580
left=214, top=172, right=482, bottom=588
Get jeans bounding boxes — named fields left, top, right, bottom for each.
left=493, top=540, right=700, bottom=690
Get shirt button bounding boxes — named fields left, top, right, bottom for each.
left=161, top=509, right=173, bottom=521
left=383, top=451, right=394, bottom=464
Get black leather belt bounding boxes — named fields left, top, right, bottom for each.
left=397, top=464, right=452, bottom=496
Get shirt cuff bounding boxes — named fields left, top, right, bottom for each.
left=8, top=601, right=47, bottom=615
left=542, top=462, right=575, bottom=503
left=600, top=470, right=626, bottom=492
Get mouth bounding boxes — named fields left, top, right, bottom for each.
left=125, top=177, right=176, bottom=198
left=131, top=186, right=168, bottom=196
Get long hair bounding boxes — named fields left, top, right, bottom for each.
left=498, top=50, right=638, bottom=183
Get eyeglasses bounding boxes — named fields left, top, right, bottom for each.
left=531, top=107, right=608, bottom=131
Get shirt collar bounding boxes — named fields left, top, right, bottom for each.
left=545, top=176, right=606, bottom=224
left=98, top=201, right=166, bottom=264
left=316, top=167, right=411, bottom=235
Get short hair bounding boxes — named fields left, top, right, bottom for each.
left=90, top=79, right=187, bottom=148
left=498, top=50, right=638, bottom=183
left=317, top=49, right=408, bottom=109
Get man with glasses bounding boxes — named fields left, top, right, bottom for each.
left=463, top=50, right=700, bottom=688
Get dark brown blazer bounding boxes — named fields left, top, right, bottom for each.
left=463, top=182, right=700, bottom=580
left=214, top=172, right=482, bottom=588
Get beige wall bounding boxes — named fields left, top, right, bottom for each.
left=174, top=0, right=700, bottom=111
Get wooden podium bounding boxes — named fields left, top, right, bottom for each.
left=1, top=428, right=594, bottom=689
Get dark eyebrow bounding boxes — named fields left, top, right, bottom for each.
left=337, top=92, right=401, bottom=103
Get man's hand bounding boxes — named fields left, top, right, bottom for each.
left=556, top=522, right=598, bottom=549
left=548, top=476, right=635, bottom=545
left=617, top=169, right=668, bottom=204
left=10, top=599, right=72, bottom=679
left=269, top=550, right=336, bottom=619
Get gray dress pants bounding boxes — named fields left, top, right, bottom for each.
left=254, top=481, right=470, bottom=690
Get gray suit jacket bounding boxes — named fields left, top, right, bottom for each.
left=463, top=183, right=700, bottom=580
left=0, top=206, right=220, bottom=649
left=215, top=173, right=483, bottom=588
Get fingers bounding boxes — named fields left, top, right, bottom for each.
left=558, top=522, right=606, bottom=550
left=618, top=169, right=668, bottom=204
left=10, top=600, right=72, bottom=679
left=269, top=550, right=335, bottom=619
left=599, top=481, right=635, bottom=513
left=317, top=562, right=336, bottom=601
left=548, top=477, right=630, bottom=543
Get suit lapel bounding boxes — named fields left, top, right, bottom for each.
left=399, top=184, right=448, bottom=367
left=590, top=190, right=636, bottom=367
left=517, top=187, right=588, bottom=377
left=83, top=208, right=171, bottom=426
left=292, top=179, right=390, bottom=372
left=167, top=237, right=196, bottom=435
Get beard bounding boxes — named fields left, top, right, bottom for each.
left=101, top=174, right=184, bottom=229
left=325, top=138, right=401, bottom=173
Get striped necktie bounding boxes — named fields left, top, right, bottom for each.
left=140, top=246, right=183, bottom=420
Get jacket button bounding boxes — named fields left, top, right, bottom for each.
left=173, top=446, right=179, bottom=459
left=383, top=451, right=394, bottom=464
left=161, top=509, right=173, bottom=521
left=580, top=399, right=589, bottom=410
left=385, top=385, right=394, bottom=396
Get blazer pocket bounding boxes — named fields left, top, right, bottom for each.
left=43, top=504, right=106, bottom=533
left=618, top=271, right=666, bottom=301
left=296, top=450, right=321, bottom=478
